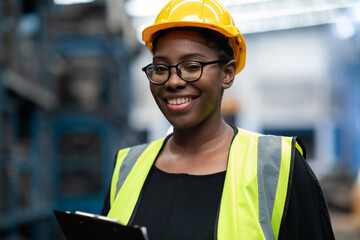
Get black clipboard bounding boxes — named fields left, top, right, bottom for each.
left=54, top=210, right=149, bottom=240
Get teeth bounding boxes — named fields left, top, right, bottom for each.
left=167, top=98, right=191, bottom=105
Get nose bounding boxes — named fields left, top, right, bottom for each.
left=164, top=67, right=186, bottom=89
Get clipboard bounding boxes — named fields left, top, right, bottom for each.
left=54, top=210, right=149, bottom=240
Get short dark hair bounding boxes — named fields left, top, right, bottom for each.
left=152, top=27, right=234, bottom=63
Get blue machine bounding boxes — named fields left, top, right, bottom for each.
left=51, top=113, right=120, bottom=214
left=0, top=1, right=133, bottom=239
left=0, top=82, right=53, bottom=239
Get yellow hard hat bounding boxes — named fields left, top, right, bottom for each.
left=142, top=0, right=246, bottom=74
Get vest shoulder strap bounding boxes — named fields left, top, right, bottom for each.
left=115, top=143, right=150, bottom=199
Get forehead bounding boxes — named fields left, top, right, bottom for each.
left=153, top=30, right=217, bottom=59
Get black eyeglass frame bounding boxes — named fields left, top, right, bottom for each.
left=141, top=59, right=227, bottom=85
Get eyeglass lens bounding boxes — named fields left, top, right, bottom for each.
left=146, top=61, right=203, bottom=84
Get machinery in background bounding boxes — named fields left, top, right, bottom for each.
left=0, top=0, right=138, bottom=239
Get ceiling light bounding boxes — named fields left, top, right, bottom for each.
left=54, top=0, right=95, bottom=5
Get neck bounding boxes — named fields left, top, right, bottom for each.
left=170, top=118, right=233, bottom=152
left=156, top=117, right=235, bottom=175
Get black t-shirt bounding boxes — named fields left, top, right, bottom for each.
left=101, top=144, right=335, bottom=240
left=132, top=166, right=225, bottom=240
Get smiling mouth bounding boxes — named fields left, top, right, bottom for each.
left=167, top=97, right=192, bottom=105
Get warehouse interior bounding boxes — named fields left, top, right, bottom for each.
left=0, top=0, right=360, bottom=239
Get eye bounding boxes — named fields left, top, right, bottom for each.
left=154, top=65, right=168, bottom=75
left=182, top=62, right=201, bottom=72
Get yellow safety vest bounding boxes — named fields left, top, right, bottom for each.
left=107, top=128, right=304, bottom=239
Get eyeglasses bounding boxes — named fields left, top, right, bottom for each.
left=142, top=60, right=227, bottom=85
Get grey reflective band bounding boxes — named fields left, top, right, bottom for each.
left=115, top=143, right=150, bottom=198
left=257, top=136, right=283, bottom=240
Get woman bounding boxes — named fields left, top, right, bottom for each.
left=102, top=0, right=335, bottom=239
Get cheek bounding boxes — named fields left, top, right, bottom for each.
left=201, top=74, right=223, bottom=96
left=149, top=84, right=164, bottom=107
left=149, top=84, right=158, bottom=97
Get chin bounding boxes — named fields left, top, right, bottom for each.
left=168, top=118, right=203, bottom=131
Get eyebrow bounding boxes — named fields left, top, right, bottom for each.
left=153, top=53, right=207, bottom=62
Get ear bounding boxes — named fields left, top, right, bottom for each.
left=221, top=60, right=236, bottom=89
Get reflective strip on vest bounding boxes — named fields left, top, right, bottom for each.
left=115, top=143, right=150, bottom=199
left=108, top=138, right=165, bottom=224
left=217, top=134, right=293, bottom=240
left=257, top=136, right=282, bottom=240
left=107, top=129, right=295, bottom=239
